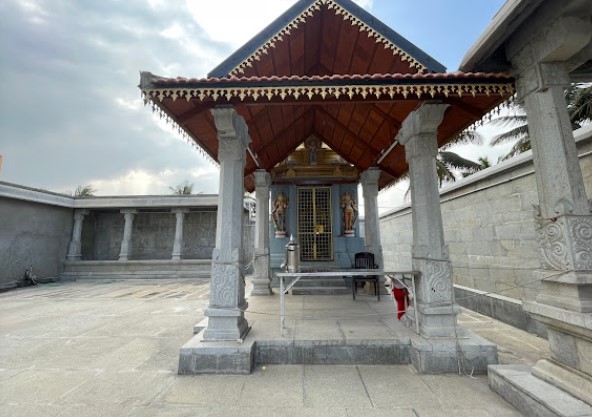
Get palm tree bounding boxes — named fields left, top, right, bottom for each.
left=461, top=156, right=491, bottom=177
left=437, top=151, right=483, bottom=185
left=74, top=185, right=96, bottom=197
left=396, top=130, right=486, bottom=198
left=490, top=83, right=591, bottom=160
left=170, top=181, right=194, bottom=195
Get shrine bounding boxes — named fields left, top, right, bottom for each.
left=140, top=0, right=515, bottom=374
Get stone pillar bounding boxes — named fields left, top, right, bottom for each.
left=202, top=107, right=250, bottom=341
left=171, top=208, right=188, bottom=260
left=397, top=103, right=457, bottom=338
left=66, top=209, right=89, bottom=260
left=250, top=170, right=273, bottom=296
left=361, top=168, right=387, bottom=293
left=118, top=209, right=136, bottom=261
left=507, top=18, right=592, bottom=404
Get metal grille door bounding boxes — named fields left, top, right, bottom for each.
left=297, top=187, right=333, bottom=261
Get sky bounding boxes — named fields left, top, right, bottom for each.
left=0, top=0, right=509, bottom=208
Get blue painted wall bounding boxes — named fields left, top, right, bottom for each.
left=270, top=183, right=365, bottom=269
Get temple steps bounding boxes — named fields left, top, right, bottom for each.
left=290, top=276, right=350, bottom=296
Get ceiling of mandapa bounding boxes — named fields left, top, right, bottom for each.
left=140, top=0, right=514, bottom=191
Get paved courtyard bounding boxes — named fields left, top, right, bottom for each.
left=0, top=279, right=549, bottom=416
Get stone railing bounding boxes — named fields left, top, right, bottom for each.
left=380, top=124, right=592, bottom=334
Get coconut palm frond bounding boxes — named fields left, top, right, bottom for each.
left=478, top=156, right=492, bottom=169
left=439, top=151, right=481, bottom=171
left=568, top=85, right=592, bottom=127
left=435, top=159, right=457, bottom=186
left=488, top=115, right=528, bottom=129
left=499, top=138, right=532, bottom=161
left=442, top=129, right=484, bottom=149
left=490, top=124, right=529, bottom=146
left=461, top=156, right=492, bottom=177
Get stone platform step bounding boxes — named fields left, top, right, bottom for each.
left=255, top=339, right=411, bottom=365
left=288, top=276, right=350, bottom=295
left=292, top=277, right=351, bottom=288
left=180, top=329, right=497, bottom=374
left=488, top=364, right=592, bottom=417
left=291, top=286, right=350, bottom=295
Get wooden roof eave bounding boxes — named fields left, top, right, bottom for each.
left=141, top=74, right=515, bottom=106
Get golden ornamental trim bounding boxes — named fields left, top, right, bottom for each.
left=142, top=83, right=515, bottom=103
left=228, top=0, right=427, bottom=76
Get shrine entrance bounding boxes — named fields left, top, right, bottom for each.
left=297, top=186, right=333, bottom=261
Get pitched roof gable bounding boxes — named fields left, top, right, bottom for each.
left=208, top=0, right=446, bottom=78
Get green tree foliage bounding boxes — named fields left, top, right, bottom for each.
left=73, top=185, right=96, bottom=197
left=170, top=181, right=194, bottom=195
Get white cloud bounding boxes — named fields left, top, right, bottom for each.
left=87, top=166, right=218, bottom=196
left=160, top=22, right=185, bottom=40
left=115, top=97, right=141, bottom=111
left=16, top=0, right=49, bottom=25
left=185, top=0, right=373, bottom=47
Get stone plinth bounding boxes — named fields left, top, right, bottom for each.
left=178, top=331, right=255, bottom=375
left=411, top=330, right=497, bottom=374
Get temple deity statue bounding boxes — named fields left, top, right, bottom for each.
left=340, top=191, right=358, bottom=236
left=272, top=192, right=289, bottom=237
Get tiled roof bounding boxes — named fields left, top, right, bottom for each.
left=150, top=72, right=513, bottom=85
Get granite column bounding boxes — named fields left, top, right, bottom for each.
left=250, top=170, right=273, bottom=296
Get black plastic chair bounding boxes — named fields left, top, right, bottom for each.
left=352, top=252, right=379, bottom=301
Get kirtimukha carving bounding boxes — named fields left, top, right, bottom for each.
left=272, top=192, right=289, bottom=238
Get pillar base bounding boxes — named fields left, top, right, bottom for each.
left=524, top=300, right=592, bottom=377
left=411, top=328, right=497, bottom=374
left=203, top=303, right=250, bottom=341
left=250, top=252, right=273, bottom=296
left=178, top=330, right=255, bottom=375
left=489, top=364, right=592, bottom=416
left=249, top=277, right=274, bottom=296
left=416, top=303, right=460, bottom=338
left=534, top=270, right=592, bottom=313
left=532, top=359, right=592, bottom=405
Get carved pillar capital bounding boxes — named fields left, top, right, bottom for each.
left=73, top=209, right=89, bottom=221
left=254, top=169, right=271, bottom=187
left=211, top=107, right=251, bottom=163
left=509, top=16, right=591, bottom=102
left=360, top=167, right=380, bottom=189
left=397, top=103, right=448, bottom=162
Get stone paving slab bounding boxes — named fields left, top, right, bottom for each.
left=0, top=279, right=549, bottom=416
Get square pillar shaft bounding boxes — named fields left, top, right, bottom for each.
left=361, top=168, right=387, bottom=293
left=398, top=103, right=457, bottom=337
left=495, top=17, right=592, bottom=408
left=171, top=208, right=188, bottom=260
left=202, top=107, right=250, bottom=341
left=67, top=209, right=89, bottom=261
left=361, top=168, right=383, bottom=267
left=118, top=210, right=136, bottom=261
left=250, top=170, right=273, bottom=296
